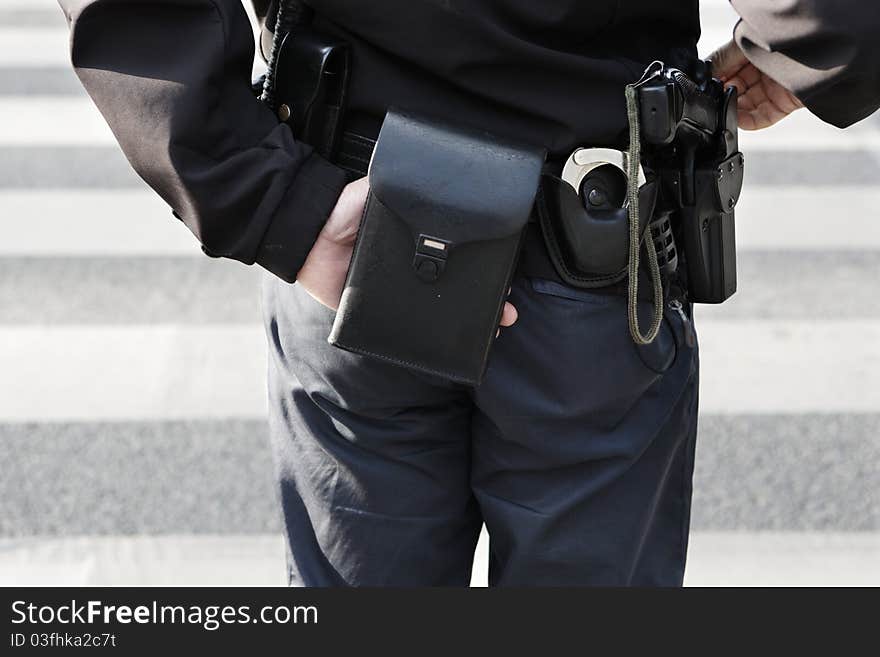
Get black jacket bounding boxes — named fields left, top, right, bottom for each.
left=732, top=0, right=880, bottom=129
left=58, top=0, right=880, bottom=283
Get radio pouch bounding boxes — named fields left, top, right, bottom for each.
left=327, top=110, right=546, bottom=386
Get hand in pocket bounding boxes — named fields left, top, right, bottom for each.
left=298, top=176, right=519, bottom=335
left=297, top=177, right=369, bottom=310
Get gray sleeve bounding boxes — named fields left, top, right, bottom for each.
left=730, top=0, right=880, bottom=127
left=59, top=0, right=348, bottom=283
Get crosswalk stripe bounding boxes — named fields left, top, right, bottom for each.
left=0, top=251, right=877, bottom=325
left=697, top=0, right=749, bottom=58
left=0, top=9, right=62, bottom=27
left=3, top=95, right=877, bottom=149
left=0, top=321, right=879, bottom=422
left=0, top=536, right=288, bottom=586
left=0, top=325, right=268, bottom=422
left=1, top=414, right=876, bottom=534
left=1, top=532, right=878, bottom=586
left=0, top=190, right=198, bottom=255
left=0, top=0, right=59, bottom=9
left=683, top=532, right=880, bottom=587
left=0, top=29, right=69, bottom=67
left=2, top=188, right=879, bottom=255
left=735, top=188, right=880, bottom=250
left=736, top=110, right=880, bottom=151
left=698, top=320, right=880, bottom=414
left=0, top=97, right=116, bottom=144
left=4, top=532, right=880, bottom=586
left=0, top=67, right=84, bottom=96
left=2, top=146, right=878, bottom=188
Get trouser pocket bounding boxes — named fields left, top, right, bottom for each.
left=528, top=277, right=679, bottom=375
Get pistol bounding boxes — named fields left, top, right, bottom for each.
left=635, top=61, right=744, bottom=304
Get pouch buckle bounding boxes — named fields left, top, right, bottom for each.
left=413, top=235, right=451, bottom=282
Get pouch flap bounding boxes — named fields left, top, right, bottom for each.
left=367, top=110, right=546, bottom=245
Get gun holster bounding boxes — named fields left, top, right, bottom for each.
left=634, top=64, right=745, bottom=304
left=678, top=88, right=743, bottom=303
left=272, top=29, right=350, bottom=159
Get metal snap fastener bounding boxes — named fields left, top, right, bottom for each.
left=415, top=258, right=440, bottom=281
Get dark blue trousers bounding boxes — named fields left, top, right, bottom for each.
left=262, top=272, right=699, bottom=586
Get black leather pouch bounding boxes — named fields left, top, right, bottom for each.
left=327, top=110, right=546, bottom=385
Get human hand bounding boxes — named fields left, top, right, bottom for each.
left=296, top=176, right=369, bottom=310
left=709, top=39, right=804, bottom=130
left=296, top=177, right=519, bottom=334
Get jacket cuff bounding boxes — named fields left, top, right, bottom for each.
left=256, top=152, right=349, bottom=283
left=733, top=19, right=857, bottom=128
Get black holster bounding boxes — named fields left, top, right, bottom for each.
left=260, top=1, right=350, bottom=160
left=272, top=30, right=350, bottom=159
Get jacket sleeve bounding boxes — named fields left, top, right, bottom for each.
left=59, top=0, right=348, bottom=283
left=730, top=0, right=880, bottom=128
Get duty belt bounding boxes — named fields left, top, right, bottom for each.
left=331, top=125, right=658, bottom=300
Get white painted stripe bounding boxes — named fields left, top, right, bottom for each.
left=0, top=190, right=199, bottom=255
left=1, top=188, right=879, bottom=257
left=683, top=532, right=880, bottom=587
left=0, top=326, right=268, bottom=422
left=0, top=322, right=879, bottom=422
left=0, top=97, right=115, bottom=144
left=698, top=24, right=737, bottom=61
left=698, top=0, right=740, bottom=57
left=699, top=0, right=739, bottom=22
left=0, top=0, right=59, bottom=10
left=736, top=110, right=880, bottom=151
left=2, top=95, right=877, bottom=150
left=1, top=531, right=876, bottom=586
left=696, top=320, right=880, bottom=414
left=736, top=187, right=880, bottom=250
left=0, top=29, right=69, bottom=67
left=0, top=535, right=286, bottom=586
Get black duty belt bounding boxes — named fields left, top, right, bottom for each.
left=333, top=127, right=642, bottom=297
left=336, top=129, right=376, bottom=179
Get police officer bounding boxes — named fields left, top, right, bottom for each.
left=59, top=0, right=880, bottom=586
